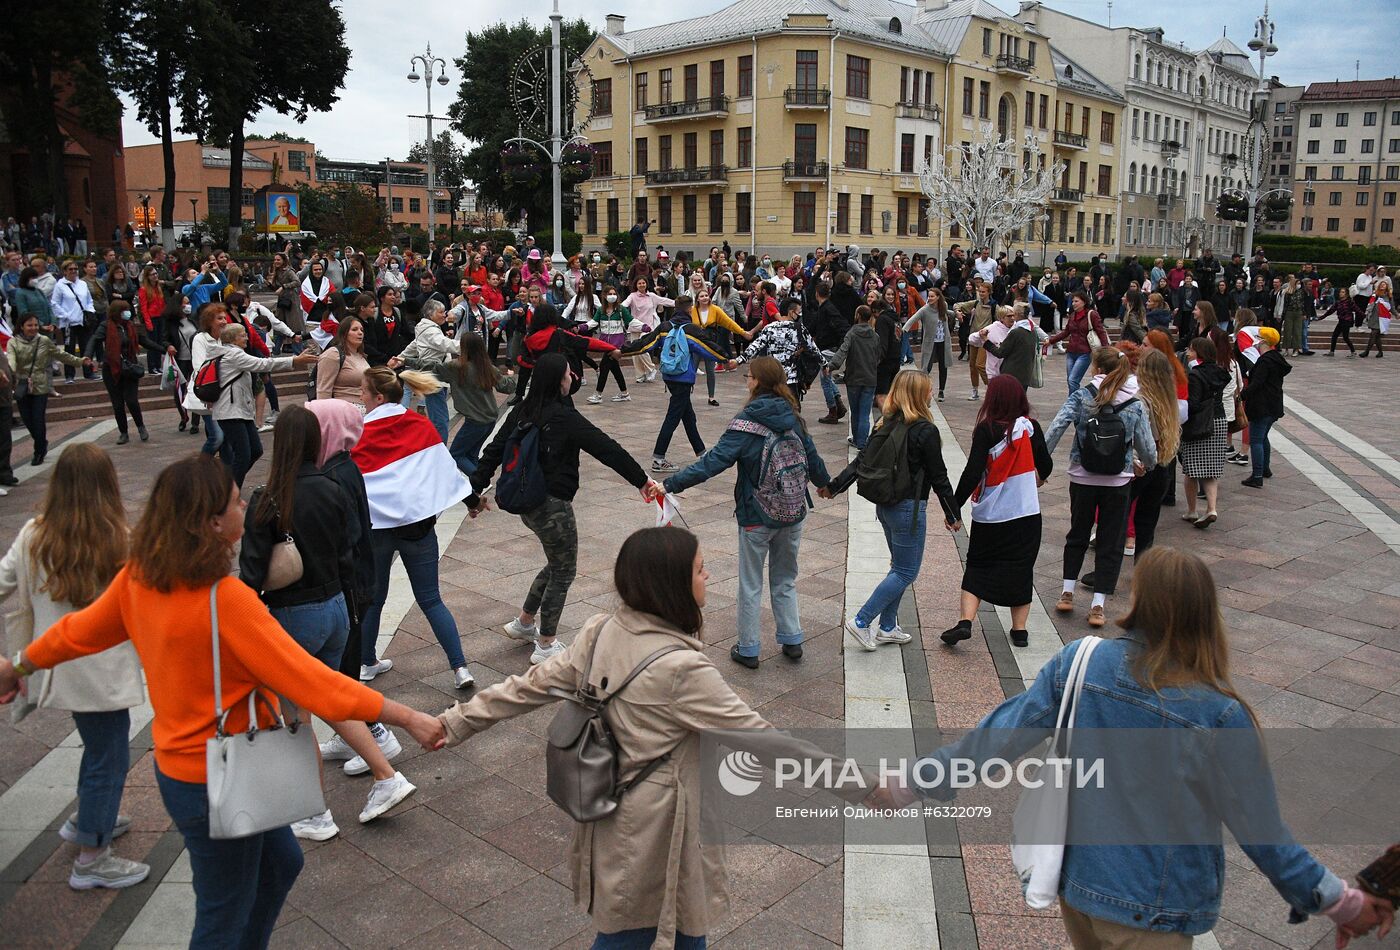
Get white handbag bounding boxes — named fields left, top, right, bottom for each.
left=203, top=580, right=325, bottom=839
left=1010, top=635, right=1102, bottom=909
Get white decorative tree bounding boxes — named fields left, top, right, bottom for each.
left=919, top=124, right=1064, bottom=253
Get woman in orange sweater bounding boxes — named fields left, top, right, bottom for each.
left=0, top=454, right=445, bottom=950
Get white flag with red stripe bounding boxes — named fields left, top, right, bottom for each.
left=351, top=403, right=468, bottom=529
left=1235, top=326, right=1262, bottom=365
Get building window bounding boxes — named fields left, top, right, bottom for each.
left=1385, top=191, right=1397, bottom=206
left=795, top=123, right=817, bottom=164
left=682, top=194, right=697, bottom=233
left=1028, top=41, right=1037, bottom=65
left=1100, top=112, right=1115, bottom=144
left=584, top=199, right=597, bottom=234
left=737, top=127, right=752, bottom=168
left=658, top=195, right=672, bottom=233
left=1391, top=139, right=1400, bottom=153
left=1306, top=140, right=1319, bottom=154
left=684, top=64, right=698, bottom=101
left=836, top=192, right=850, bottom=233
left=206, top=187, right=230, bottom=215
left=607, top=198, right=619, bottom=233
left=1097, top=164, right=1111, bottom=195
left=736, top=192, right=751, bottom=233
left=983, top=28, right=992, bottom=56
left=860, top=194, right=873, bottom=234
left=391, top=197, right=403, bottom=213
left=594, top=79, right=612, bottom=116
left=1303, top=190, right=1315, bottom=205
left=1025, top=92, right=1035, bottom=128
left=794, top=192, right=816, bottom=233
left=635, top=72, right=648, bottom=108
left=287, top=150, right=307, bottom=171
left=962, top=78, right=974, bottom=116
left=683, top=132, right=698, bottom=169
left=409, top=197, right=420, bottom=213
left=1332, top=165, right=1345, bottom=180
left=635, top=196, right=647, bottom=226
left=738, top=55, right=752, bottom=97
left=1364, top=111, right=1378, bottom=127
left=708, top=193, right=723, bottom=232
left=846, top=55, right=871, bottom=100
left=1382, top=218, right=1395, bottom=232
left=1354, top=218, right=1367, bottom=232
left=978, top=81, right=990, bottom=119
left=1039, top=94, right=1048, bottom=129
left=896, top=197, right=909, bottom=235
left=659, top=135, right=672, bottom=170
left=1329, top=191, right=1342, bottom=206
left=1336, top=112, right=1349, bottom=127
left=900, top=134, right=915, bottom=174
left=659, top=68, right=673, bottom=103
left=1308, top=113, right=1321, bottom=127
left=1362, top=139, right=1375, bottom=154
left=635, top=138, right=648, bottom=174
left=845, top=127, right=869, bottom=169
left=592, top=142, right=613, bottom=177
left=1128, top=162, right=1137, bottom=191
left=1300, top=216, right=1313, bottom=231
left=1334, top=139, right=1347, bottom=154
left=1304, top=166, right=1317, bottom=180
left=1326, top=217, right=1339, bottom=231
left=710, top=60, right=724, bottom=98
left=710, top=129, right=724, bottom=167
left=796, top=50, right=818, bottom=90
left=1361, top=167, right=1373, bottom=185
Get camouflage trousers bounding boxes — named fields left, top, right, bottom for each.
left=520, top=496, right=578, bottom=639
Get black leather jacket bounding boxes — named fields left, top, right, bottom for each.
left=239, top=464, right=356, bottom=608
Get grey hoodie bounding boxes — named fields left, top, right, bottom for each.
left=826, top=322, right=880, bottom=388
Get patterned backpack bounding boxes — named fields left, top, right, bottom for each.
left=725, top=418, right=810, bottom=527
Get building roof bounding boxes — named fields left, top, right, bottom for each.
left=601, top=0, right=1017, bottom=60
left=1202, top=36, right=1257, bottom=80
left=1301, top=79, right=1400, bottom=101
left=201, top=146, right=272, bottom=169
left=1050, top=47, right=1122, bottom=102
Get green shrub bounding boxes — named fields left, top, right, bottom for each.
left=534, top=229, right=583, bottom=258
left=604, top=230, right=632, bottom=258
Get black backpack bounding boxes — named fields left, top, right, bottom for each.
left=494, top=421, right=550, bottom=514
left=791, top=323, right=823, bottom=394
left=855, top=418, right=918, bottom=505
left=1076, top=384, right=1137, bottom=475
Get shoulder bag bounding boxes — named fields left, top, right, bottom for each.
left=260, top=493, right=304, bottom=592
left=1010, top=635, right=1102, bottom=909
left=204, top=580, right=325, bottom=839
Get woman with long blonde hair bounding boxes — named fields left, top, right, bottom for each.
left=824, top=369, right=960, bottom=649
left=1127, top=349, right=1182, bottom=556
left=0, top=444, right=147, bottom=888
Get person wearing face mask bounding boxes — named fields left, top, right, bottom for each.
left=893, top=275, right=925, bottom=365
left=692, top=288, right=755, bottom=407
left=545, top=273, right=569, bottom=310
left=83, top=300, right=176, bottom=446
left=586, top=289, right=632, bottom=403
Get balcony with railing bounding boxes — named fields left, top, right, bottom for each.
left=1160, top=140, right=1182, bottom=157
left=784, top=87, right=831, bottom=109
left=1053, top=130, right=1088, bottom=150
left=782, top=160, right=829, bottom=181
left=644, top=165, right=729, bottom=187
left=1050, top=187, right=1083, bottom=204
left=995, top=53, right=1034, bottom=75
left=896, top=101, right=942, bottom=122
left=643, top=96, right=729, bottom=123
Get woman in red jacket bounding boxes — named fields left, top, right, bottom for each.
left=519, top=302, right=620, bottom=396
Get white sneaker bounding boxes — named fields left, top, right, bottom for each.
left=68, top=849, right=150, bottom=890
left=587, top=393, right=603, bottom=404
left=0, top=487, right=8, bottom=496
left=257, top=423, right=274, bottom=433
left=291, top=810, right=339, bottom=841
left=60, top=813, right=131, bottom=843
left=359, top=659, right=393, bottom=682
left=359, top=771, right=416, bottom=823
left=635, top=374, right=649, bottom=383
left=265, top=411, right=279, bottom=426
left=531, top=639, right=567, bottom=664
left=844, top=618, right=877, bottom=652
left=645, top=370, right=657, bottom=382
left=611, top=393, right=631, bottom=402
left=875, top=624, right=913, bottom=644
left=319, top=733, right=355, bottom=761
left=344, top=726, right=402, bottom=777
left=967, top=390, right=980, bottom=400
left=650, top=458, right=678, bottom=473
left=502, top=618, right=538, bottom=641
left=453, top=665, right=475, bottom=689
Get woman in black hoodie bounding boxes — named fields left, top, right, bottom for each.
left=1241, top=328, right=1289, bottom=488
left=1179, top=336, right=1231, bottom=528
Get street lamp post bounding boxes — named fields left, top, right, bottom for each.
left=407, top=45, right=449, bottom=243
left=138, top=193, right=152, bottom=241
left=1040, top=212, right=1050, bottom=268
left=189, top=198, right=199, bottom=245
left=1242, top=3, right=1279, bottom=259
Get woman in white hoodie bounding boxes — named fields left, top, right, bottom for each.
left=389, top=299, right=457, bottom=441
left=208, top=319, right=316, bottom=486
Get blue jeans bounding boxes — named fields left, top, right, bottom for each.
left=201, top=413, right=226, bottom=458
left=1249, top=414, right=1276, bottom=479
left=154, top=766, right=303, bottom=950
left=361, top=527, right=466, bottom=669
left=847, top=384, right=875, bottom=448
left=1301, top=318, right=1313, bottom=353
left=819, top=370, right=840, bottom=409
left=593, top=929, right=705, bottom=949
left=735, top=521, right=804, bottom=658
left=900, top=330, right=914, bottom=363
left=424, top=390, right=449, bottom=442
left=220, top=418, right=262, bottom=487
left=449, top=419, right=495, bottom=477
left=1066, top=351, right=1092, bottom=394
left=270, top=593, right=349, bottom=668
left=71, top=709, right=130, bottom=848
left=856, top=500, right=927, bottom=631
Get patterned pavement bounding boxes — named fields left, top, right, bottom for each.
left=0, top=343, right=1397, bottom=949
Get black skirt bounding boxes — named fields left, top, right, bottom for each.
left=963, top=513, right=1041, bottom=606
left=875, top=361, right=899, bottom=395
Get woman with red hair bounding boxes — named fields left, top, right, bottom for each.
left=1142, top=329, right=1188, bottom=509
left=941, top=375, right=1052, bottom=648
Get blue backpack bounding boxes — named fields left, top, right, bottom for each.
left=659, top=323, right=691, bottom=376
left=495, top=422, right=549, bottom=514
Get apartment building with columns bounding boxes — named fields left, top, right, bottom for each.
left=1017, top=1, right=1255, bottom=259
left=578, top=0, right=1120, bottom=261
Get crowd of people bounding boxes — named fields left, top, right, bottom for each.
left=0, top=224, right=1394, bottom=950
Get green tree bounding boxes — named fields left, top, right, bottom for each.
left=295, top=182, right=388, bottom=250
left=0, top=1, right=121, bottom=221
left=407, top=131, right=474, bottom=238
left=200, top=0, right=350, bottom=248
left=447, top=18, right=596, bottom=233
left=110, top=0, right=226, bottom=249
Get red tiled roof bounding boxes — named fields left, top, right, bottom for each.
left=1301, top=79, right=1400, bottom=101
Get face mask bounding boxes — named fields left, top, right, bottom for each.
left=119, top=310, right=132, bottom=321
left=897, top=282, right=906, bottom=290
left=554, top=280, right=564, bottom=288
left=606, top=294, right=618, bottom=303
left=592, top=255, right=600, bottom=262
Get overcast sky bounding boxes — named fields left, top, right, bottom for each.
left=119, top=0, right=1395, bottom=166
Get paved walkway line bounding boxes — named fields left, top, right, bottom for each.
left=842, top=449, right=940, bottom=947
left=1285, top=395, right=1400, bottom=483
left=12, top=420, right=118, bottom=486
left=114, top=503, right=473, bottom=948
left=1269, top=429, right=1400, bottom=558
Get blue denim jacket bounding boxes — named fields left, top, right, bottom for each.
left=911, top=633, right=1343, bottom=935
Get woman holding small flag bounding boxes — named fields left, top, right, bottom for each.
left=352, top=367, right=475, bottom=689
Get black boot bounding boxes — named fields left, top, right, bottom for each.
left=940, top=620, right=973, bottom=645
left=1009, top=629, right=1029, bottom=648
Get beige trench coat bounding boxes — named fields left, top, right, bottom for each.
left=439, top=607, right=852, bottom=948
